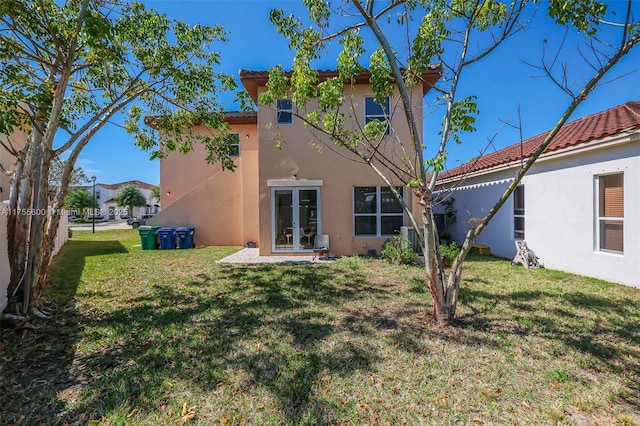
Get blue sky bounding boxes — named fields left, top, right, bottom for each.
left=77, top=0, right=640, bottom=186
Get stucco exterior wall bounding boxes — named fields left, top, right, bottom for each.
left=0, top=128, right=27, bottom=202
left=257, top=84, right=425, bottom=256
left=439, top=174, right=515, bottom=258
left=150, top=123, right=259, bottom=247
left=440, top=141, right=640, bottom=288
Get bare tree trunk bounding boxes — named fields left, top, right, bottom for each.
left=7, top=130, right=39, bottom=308
left=24, top=146, right=53, bottom=306
left=422, top=206, right=454, bottom=325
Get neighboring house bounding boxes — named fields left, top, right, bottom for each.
left=436, top=102, right=640, bottom=288
left=149, top=67, right=442, bottom=255
left=86, top=180, right=159, bottom=220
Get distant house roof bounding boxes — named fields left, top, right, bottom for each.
left=222, top=111, right=258, bottom=124
left=144, top=111, right=257, bottom=129
left=239, top=66, right=443, bottom=102
left=438, top=101, right=640, bottom=181
left=97, top=180, right=157, bottom=191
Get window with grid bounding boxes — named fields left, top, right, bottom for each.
left=276, top=98, right=293, bottom=124
left=597, top=173, right=624, bottom=253
left=513, top=185, right=525, bottom=239
left=364, top=96, right=390, bottom=136
left=354, top=186, right=404, bottom=236
left=229, top=133, right=240, bottom=157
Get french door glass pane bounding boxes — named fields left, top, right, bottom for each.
left=274, top=190, right=293, bottom=250
left=298, top=190, right=318, bottom=250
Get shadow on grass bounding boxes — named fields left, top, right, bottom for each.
left=3, top=251, right=639, bottom=424
left=456, top=284, right=640, bottom=398
left=0, top=238, right=128, bottom=425
left=45, top=239, right=129, bottom=304
left=3, top=261, right=393, bottom=424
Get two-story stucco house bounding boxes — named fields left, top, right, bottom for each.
left=149, top=67, right=441, bottom=256
left=436, top=102, right=640, bottom=288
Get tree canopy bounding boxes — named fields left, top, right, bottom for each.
left=150, top=185, right=161, bottom=204
left=0, top=0, right=239, bottom=313
left=114, top=184, right=146, bottom=216
left=63, top=188, right=96, bottom=213
left=263, top=0, right=640, bottom=325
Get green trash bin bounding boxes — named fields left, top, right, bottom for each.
left=139, top=225, right=160, bottom=250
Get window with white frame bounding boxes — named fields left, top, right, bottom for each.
left=513, top=185, right=524, bottom=239
left=354, top=186, right=404, bottom=236
left=364, top=96, right=390, bottom=136
left=596, top=173, right=624, bottom=253
left=276, top=98, right=293, bottom=124
left=229, top=133, right=240, bottom=157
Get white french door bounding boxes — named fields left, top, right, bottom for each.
left=272, top=188, right=320, bottom=252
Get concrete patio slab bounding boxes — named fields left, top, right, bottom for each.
left=217, top=248, right=334, bottom=264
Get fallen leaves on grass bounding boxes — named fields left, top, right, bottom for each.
left=179, top=401, right=197, bottom=423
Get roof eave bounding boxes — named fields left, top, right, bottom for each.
left=144, top=112, right=258, bottom=129
left=239, top=66, right=443, bottom=103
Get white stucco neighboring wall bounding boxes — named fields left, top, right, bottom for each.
left=439, top=140, right=640, bottom=288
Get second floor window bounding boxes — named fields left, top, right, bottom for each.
left=364, top=96, right=390, bottom=136
left=276, top=98, right=293, bottom=124
left=230, top=133, right=240, bottom=157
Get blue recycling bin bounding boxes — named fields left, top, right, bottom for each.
left=156, top=227, right=176, bottom=250
left=175, top=226, right=195, bottom=249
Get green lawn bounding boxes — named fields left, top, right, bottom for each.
left=1, top=229, right=639, bottom=425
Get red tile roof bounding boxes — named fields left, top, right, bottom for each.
left=97, top=180, right=157, bottom=190
left=439, top=101, right=640, bottom=180
left=144, top=111, right=257, bottom=129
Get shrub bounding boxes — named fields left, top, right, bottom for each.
left=439, top=241, right=460, bottom=267
left=381, top=235, right=418, bottom=265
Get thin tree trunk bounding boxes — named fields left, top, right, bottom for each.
left=422, top=205, right=455, bottom=325
left=7, top=130, right=39, bottom=307
left=25, top=147, right=53, bottom=306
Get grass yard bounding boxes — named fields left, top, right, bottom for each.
left=1, top=229, right=639, bottom=425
